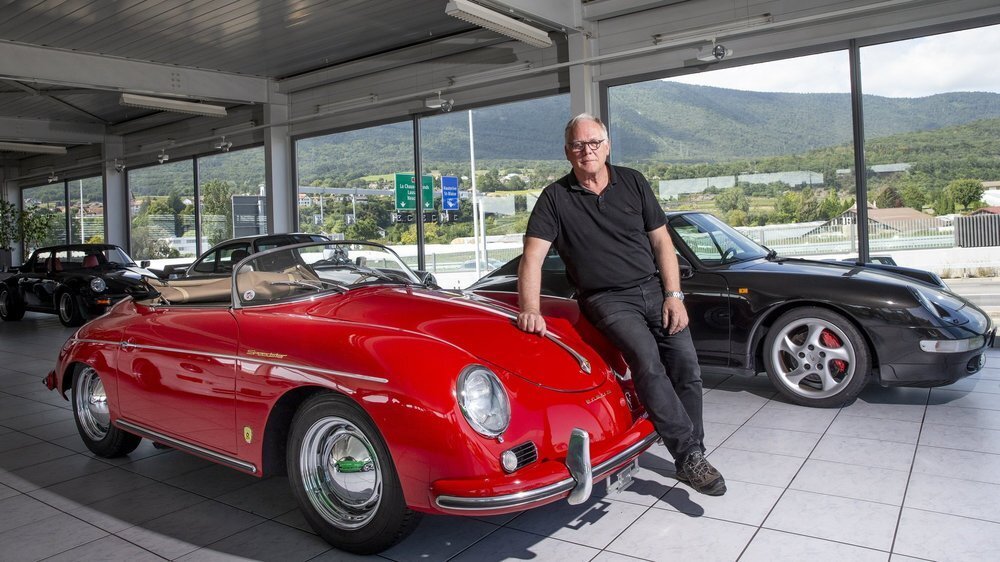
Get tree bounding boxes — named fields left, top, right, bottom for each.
left=715, top=187, right=749, bottom=214
left=944, top=178, right=984, bottom=210
left=874, top=186, right=905, bottom=208
left=200, top=179, right=237, bottom=245
left=347, top=217, right=381, bottom=241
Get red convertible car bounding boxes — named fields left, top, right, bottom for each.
left=45, top=241, right=657, bottom=554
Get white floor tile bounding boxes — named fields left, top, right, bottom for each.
left=827, top=414, right=922, bottom=444
left=904, top=472, right=1000, bottom=523
left=449, top=527, right=601, bottom=561
left=893, top=508, right=1000, bottom=561
left=810, top=434, right=916, bottom=471
left=791, top=459, right=909, bottom=506
left=606, top=509, right=756, bottom=562
left=924, top=404, right=1000, bottom=430
left=657, top=479, right=785, bottom=526
left=912, top=445, right=1000, bottom=485
left=929, top=388, right=1000, bottom=411
left=721, top=425, right=822, bottom=458
left=746, top=404, right=839, bottom=433
left=705, top=447, right=806, bottom=488
left=506, top=497, right=648, bottom=549
left=764, top=490, right=900, bottom=551
left=741, top=528, right=889, bottom=562
left=919, top=422, right=1000, bottom=455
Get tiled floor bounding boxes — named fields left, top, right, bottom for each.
left=1, top=312, right=999, bottom=561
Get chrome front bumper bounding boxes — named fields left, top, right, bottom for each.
left=435, top=428, right=658, bottom=512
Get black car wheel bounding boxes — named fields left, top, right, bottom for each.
left=72, top=365, right=141, bottom=457
left=287, top=393, right=420, bottom=554
left=58, top=291, right=86, bottom=327
left=763, top=307, right=870, bottom=407
left=0, top=285, right=25, bottom=321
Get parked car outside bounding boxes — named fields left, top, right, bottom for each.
left=45, top=240, right=656, bottom=554
left=468, top=211, right=996, bottom=407
left=0, top=244, right=155, bottom=326
left=162, top=232, right=330, bottom=278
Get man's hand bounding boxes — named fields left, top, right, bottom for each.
left=662, top=297, right=689, bottom=335
left=517, top=310, right=547, bottom=336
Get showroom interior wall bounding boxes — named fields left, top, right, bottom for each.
left=3, top=0, right=1000, bottom=264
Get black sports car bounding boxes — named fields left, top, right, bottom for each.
left=468, top=211, right=996, bottom=407
left=1, top=244, right=155, bottom=327
left=161, top=232, right=330, bottom=278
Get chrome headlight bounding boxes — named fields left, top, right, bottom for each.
left=89, top=277, right=106, bottom=292
left=457, top=365, right=510, bottom=438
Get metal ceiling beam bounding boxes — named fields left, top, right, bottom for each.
left=277, top=29, right=510, bottom=94
left=582, top=0, right=692, bottom=21
left=0, top=79, right=110, bottom=124
left=483, top=0, right=583, bottom=32
left=0, top=116, right=106, bottom=144
left=0, top=40, right=269, bottom=104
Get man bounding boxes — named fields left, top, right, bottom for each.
left=516, top=113, right=726, bottom=496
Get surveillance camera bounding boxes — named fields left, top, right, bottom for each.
left=440, top=99, right=454, bottom=112
left=157, top=151, right=169, bottom=164
left=695, top=43, right=733, bottom=63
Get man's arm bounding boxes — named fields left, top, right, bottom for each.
left=517, top=236, right=553, bottom=336
left=648, top=225, right=689, bottom=334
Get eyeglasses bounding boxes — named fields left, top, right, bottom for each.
left=567, top=139, right=606, bottom=152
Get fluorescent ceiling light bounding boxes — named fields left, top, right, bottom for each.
left=120, top=93, right=228, bottom=117
left=446, top=0, right=552, bottom=49
left=315, top=94, right=379, bottom=114
left=0, top=141, right=68, bottom=155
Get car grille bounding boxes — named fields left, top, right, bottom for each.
left=509, top=441, right=538, bottom=470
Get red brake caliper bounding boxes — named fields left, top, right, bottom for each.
left=820, top=329, right=848, bottom=376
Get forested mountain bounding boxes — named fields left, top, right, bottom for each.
left=294, top=82, right=1000, bottom=183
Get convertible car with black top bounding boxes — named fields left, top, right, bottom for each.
left=45, top=241, right=656, bottom=554
left=468, top=211, right=995, bottom=408
left=1, top=243, right=153, bottom=327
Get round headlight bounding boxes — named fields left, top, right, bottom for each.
left=89, top=277, right=106, bottom=292
left=457, top=366, right=510, bottom=438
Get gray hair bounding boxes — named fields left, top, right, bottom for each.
left=564, top=113, right=609, bottom=145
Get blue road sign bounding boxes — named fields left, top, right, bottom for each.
left=442, top=176, right=459, bottom=211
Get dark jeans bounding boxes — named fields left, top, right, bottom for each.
left=579, top=276, right=704, bottom=462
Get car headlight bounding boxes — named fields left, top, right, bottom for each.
left=89, top=277, right=106, bottom=292
left=457, top=365, right=510, bottom=438
left=910, top=286, right=965, bottom=324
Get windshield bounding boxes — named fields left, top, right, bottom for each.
left=235, top=241, right=420, bottom=306
left=668, top=213, right=768, bottom=265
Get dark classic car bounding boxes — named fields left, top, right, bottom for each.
left=468, top=211, right=996, bottom=407
left=45, top=241, right=656, bottom=554
left=1, top=244, right=154, bottom=327
left=161, top=232, right=330, bottom=278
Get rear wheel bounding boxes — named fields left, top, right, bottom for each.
left=287, top=393, right=419, bottom=554
left=72, top=365, right=141, bottom=457
left=0, top=285, right=25, bottom=321
left=58, top=291, right=86, bottom=327
left=763, top=307, right=870, bottom=407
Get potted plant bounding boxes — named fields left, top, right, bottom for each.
left=0, top=200, right=55, bottom=273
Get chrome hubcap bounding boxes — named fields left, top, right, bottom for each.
left=75, top=367, right=110, bottom=441
left=299, top=416, right=382, bottom=530
left=771, top=318, right=856, bottom=399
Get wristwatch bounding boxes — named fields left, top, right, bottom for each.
left=665, top=290, right=685, bottom=301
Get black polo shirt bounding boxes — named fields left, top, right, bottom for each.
left=525, top=164, right=665, bottom=295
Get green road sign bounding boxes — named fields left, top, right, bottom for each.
left=394, top=173, right=434, bottom=211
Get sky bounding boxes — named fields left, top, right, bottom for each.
left=669, top=24, right=1000, bottom=97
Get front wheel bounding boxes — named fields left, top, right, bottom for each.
left=763, top=307, right=871, bottom=407
left=72, top=365, right=141, bottom=457
left=0, top=285, right=25, bottom=321
left=58, top=291, right=86, bottom=327
left=287, top=393, right=420, bottom=554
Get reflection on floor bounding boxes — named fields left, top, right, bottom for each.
left=1, top=312, right=999, bottom=561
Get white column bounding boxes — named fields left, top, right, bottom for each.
left=264, top=82, right=294, bottom=233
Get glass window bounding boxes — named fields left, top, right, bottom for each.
left=68, top=176, right=104, bottom=244
left=295, top=120, right=415, bottom=242
left=609, top=52, right=855, bottom=257
left=128, top=160, right=196, bottom=262
left=417, top=94, right=571, bottom=288
left=860, top=25, right=1000, bottom=264
left=21, top=183, right=67, bottom=253
left=198, top=147, right=267, bottom=248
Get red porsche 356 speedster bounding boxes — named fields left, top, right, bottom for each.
left=45, top=241, right=657, bottom=554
